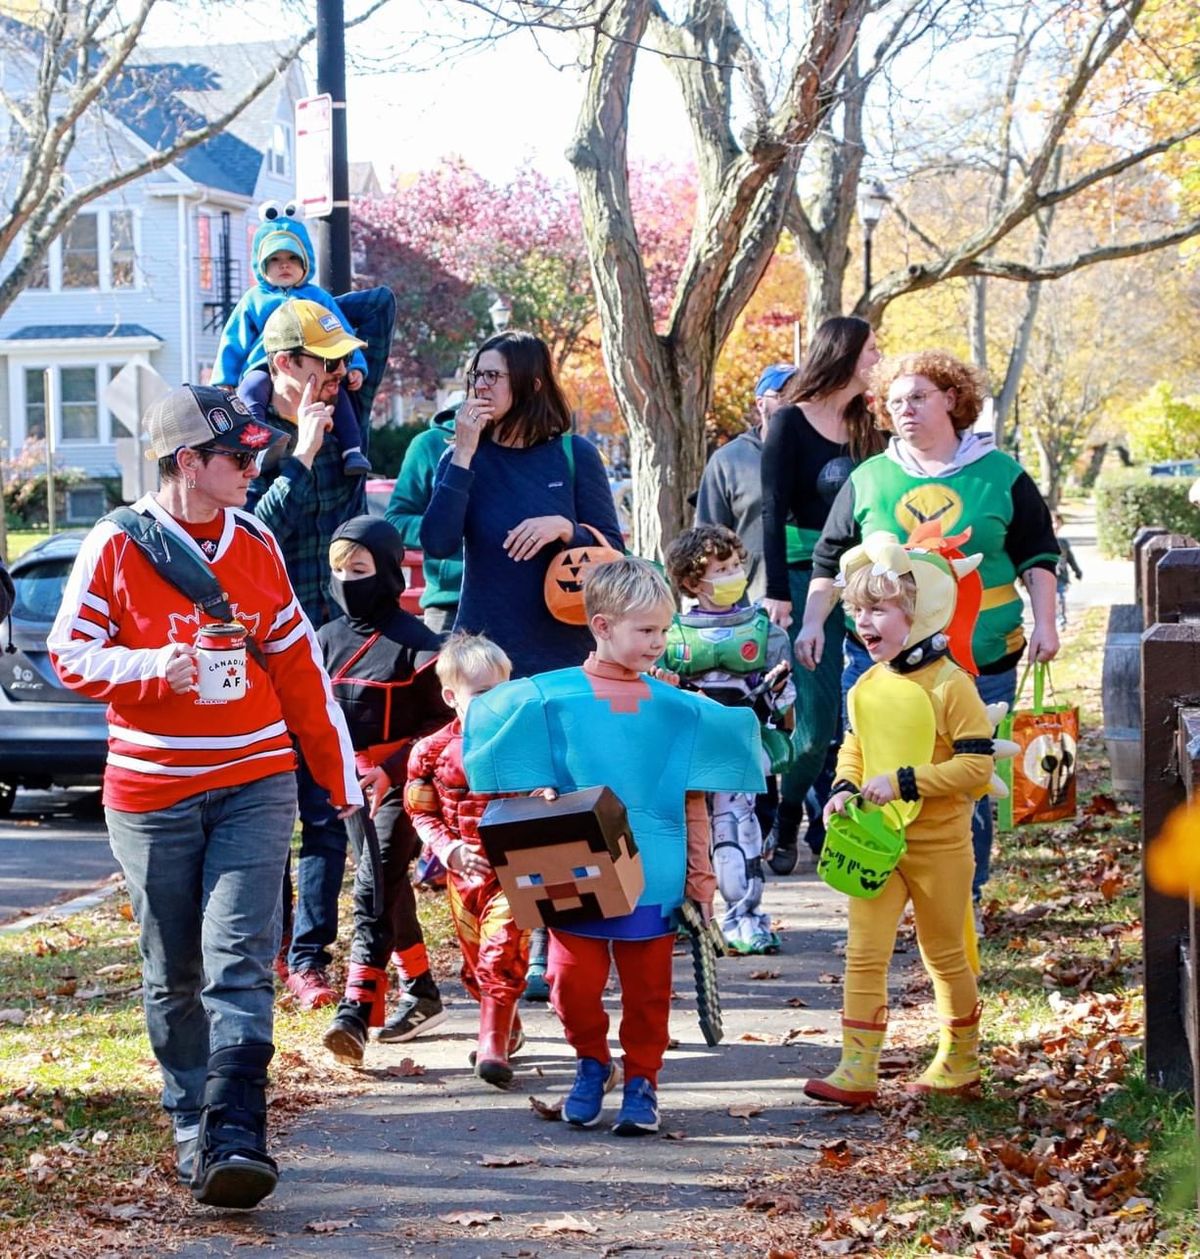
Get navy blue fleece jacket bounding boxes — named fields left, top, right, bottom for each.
left=420, top=433, right=623, bottom=678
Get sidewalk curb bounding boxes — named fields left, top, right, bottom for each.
left=0, top=876, right=125, bottom=937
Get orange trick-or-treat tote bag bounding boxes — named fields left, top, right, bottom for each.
left=997, top=662, right=1078, bottom=829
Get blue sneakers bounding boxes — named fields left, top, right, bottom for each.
left=563, top=1057, right=618, bottom=1127
left=612, top=1076, right=659, bottom=1136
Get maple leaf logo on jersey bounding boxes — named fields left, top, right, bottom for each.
left=167, top=605, right=261, bottom=644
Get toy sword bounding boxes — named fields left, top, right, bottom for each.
left=676, top=898, right=727, bottom=1046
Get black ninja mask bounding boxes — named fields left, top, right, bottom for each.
left=329, top=515, right=407, bottom=629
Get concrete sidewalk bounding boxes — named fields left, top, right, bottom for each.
left=173, top=871, right=871, bottom=1256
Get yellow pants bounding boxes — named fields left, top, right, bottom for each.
left=843, top=827, right=977, bottom=1024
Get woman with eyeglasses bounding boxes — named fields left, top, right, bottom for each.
left=799, top=349, right=1059, bottom=908
left=420, top=330, right=624, bottom=680
left=758, top=316, right=886, bottom=875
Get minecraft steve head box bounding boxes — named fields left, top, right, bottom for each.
left=476, top=786, right=644, bottom=930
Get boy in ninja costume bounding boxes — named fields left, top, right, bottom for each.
left=212, top=202, right=371, bottom=475
left=662, top=525, right=795, bottom=955
left=464, top=558, right=764, bottom=1135
left=805, top=532, right=995, bottom=1106
left=403, top=634, right=530, bottom=1087
left=318, top=517, right=453, bottom=1066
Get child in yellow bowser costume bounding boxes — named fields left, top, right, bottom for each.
left=804, top=532, right=995, bottom=1105
left=663, top=525, right=795, bottom=955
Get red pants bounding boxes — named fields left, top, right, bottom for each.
left=447, top=872, right=529, bottom=1006
left=548, top=930, right=675, bottom=1086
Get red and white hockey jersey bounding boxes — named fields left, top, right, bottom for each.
left=49, top=496, right=361, bottom=813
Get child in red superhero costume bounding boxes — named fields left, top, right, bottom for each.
left=404, top=634, right=530, bottom=1087
left=318, top=517, right=452, bottom=1067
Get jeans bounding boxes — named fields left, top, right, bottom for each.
left=289, top=756, right=348, bottom=972
left=840, top=638, right=1017, bottom=900
left=106, top=772, right=297, bottom=1125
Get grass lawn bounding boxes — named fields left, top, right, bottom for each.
left=0, top=873, right=457, bottom=1253
left=3, top=528, right=52, bottom=562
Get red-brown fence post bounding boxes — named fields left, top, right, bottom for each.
left=1142, top=535, right=1200, bottom=1090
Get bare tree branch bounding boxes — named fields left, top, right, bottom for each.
left=0, top=0, right=392, bottom=319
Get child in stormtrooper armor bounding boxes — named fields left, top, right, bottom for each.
left=662, top=524, right=795, bottom=955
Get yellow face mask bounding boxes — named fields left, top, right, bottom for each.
left=704, top=571, right=748, bottom=607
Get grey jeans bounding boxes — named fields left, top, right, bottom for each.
left=106, top=772, right=297, bottom=1124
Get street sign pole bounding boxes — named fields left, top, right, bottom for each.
left=315, top=0, right=350, bottom=295
left=43, top=368, right=57, bottom=536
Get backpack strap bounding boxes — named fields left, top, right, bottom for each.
left=105, top=506, right=268, bottom=668
left=562, top=432, right=575, bottom=490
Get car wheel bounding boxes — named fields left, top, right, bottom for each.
left=0, top=783, right=15, bottom=818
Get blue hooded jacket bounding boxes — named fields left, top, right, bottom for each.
left=212, top=208, right=368, bottom=386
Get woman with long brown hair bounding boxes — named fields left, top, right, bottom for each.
left=759, top=315, right=886, bottom=874
left=421, top=330, right=624, bottom=679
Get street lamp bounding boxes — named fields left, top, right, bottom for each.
left=488, top=295, right=513, bottom=333
left=857, top=178, right=890, bottom=296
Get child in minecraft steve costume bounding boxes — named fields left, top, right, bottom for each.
left=464, top=558, right=764, bottom=1135
left=805, top=532, right=995, bottom=1106
left=662, top=524, right=795, bottom=956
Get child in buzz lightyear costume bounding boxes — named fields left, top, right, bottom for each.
left=663, top=525, right=795, bottom=955
left=804, top=532, right=997, bottom=1106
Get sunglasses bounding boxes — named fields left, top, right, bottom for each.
left=297, top=350, right=352, bottom=371
left=197, top=446, right=259, bottom=471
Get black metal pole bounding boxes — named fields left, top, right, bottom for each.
left=863, top=227, right=873, bottom=299
left=316, top=0, right=351, bottom=295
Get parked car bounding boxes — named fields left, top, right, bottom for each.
left=0, top=533, right=107, bottom=814
left=1148, top=460, right=1199, bottom=478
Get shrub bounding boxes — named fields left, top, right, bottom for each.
left=1, top=439, right=88, bottom=526
left=1094, top=468, right=1200, bottom=558
left=1121, top=382, right=1200, bottom=464
left=367, top=422, right=428, bottom=479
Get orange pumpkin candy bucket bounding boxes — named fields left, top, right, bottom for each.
left=543, top=525, right=624, bottom=625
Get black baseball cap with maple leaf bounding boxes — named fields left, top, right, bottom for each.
left=143, top=385, right=290, bottom=459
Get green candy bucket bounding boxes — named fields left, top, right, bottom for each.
left=817, top=800, right=906, bottom=899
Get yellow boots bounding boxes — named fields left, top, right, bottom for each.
left=805, top=1003, right=982, bottom=1105
left=803, top=1010, right=888, bottom=1106
left=906, top=1002, right=982, bottom=1095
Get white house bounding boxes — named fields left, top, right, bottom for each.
left=0, top=40, right=309, bottom=480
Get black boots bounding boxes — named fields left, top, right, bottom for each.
left=191, top=1042, right=279, bottom=1209
left=767, top=804, right=802, bottom=875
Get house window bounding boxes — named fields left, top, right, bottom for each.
left=110, top=210, right=135, bottom=288
left=268, top=122, right=291, bottom=177
left=198, top=214, right=213, bottom=291
left=60, top=367, right=99, bottom=441
left=62, top=214, right=100, bottom=288
left=23, top=368, right=46, bottom=440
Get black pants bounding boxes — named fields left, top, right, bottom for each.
left=348, top=785, right=425, bottom=970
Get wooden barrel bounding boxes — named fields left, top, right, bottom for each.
left=1102, top=603, right=1142, bottom=800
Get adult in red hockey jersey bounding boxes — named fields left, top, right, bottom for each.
left=48, top=385, right=362, bottom=1211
